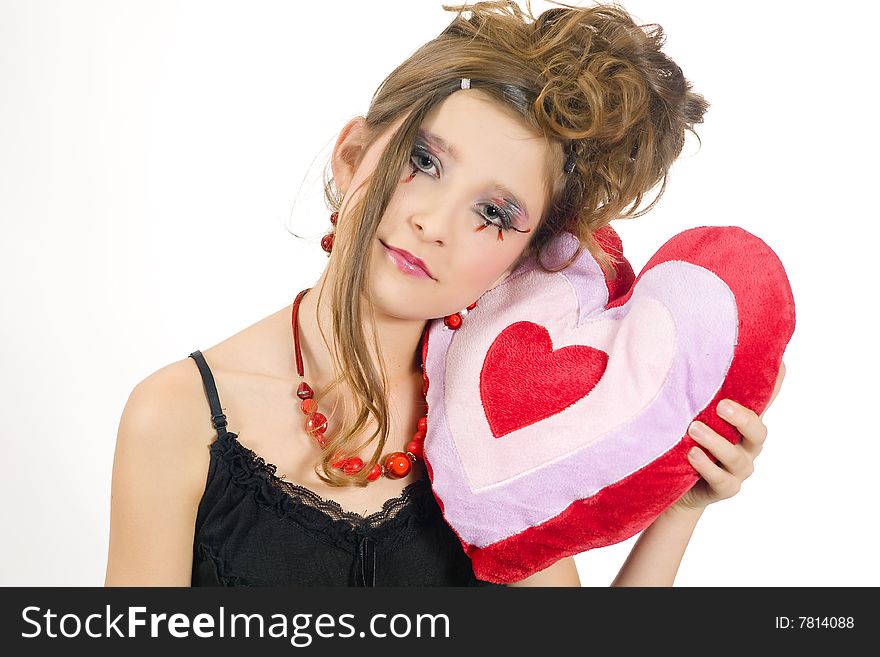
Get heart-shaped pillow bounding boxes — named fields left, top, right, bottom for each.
left=420, top=224, right=796, bottom=584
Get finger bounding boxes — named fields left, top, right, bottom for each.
left=686, top=445, right=741, bottom=499
left=688, top=421, right=753, bottom=479
left=717, top=399, right=768, bottom=455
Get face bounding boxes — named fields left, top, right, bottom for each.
left=335, top=89, right=554, bottom=320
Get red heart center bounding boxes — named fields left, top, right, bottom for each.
left=480, top=321, right=609, bottom=438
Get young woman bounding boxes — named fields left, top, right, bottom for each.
left=105, top=1, right=785, bottom=587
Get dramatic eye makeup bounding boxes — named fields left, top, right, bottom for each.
left=402, top=131, right=532, bottom=242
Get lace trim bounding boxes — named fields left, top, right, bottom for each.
left=210, top=431, right=435, bottom=550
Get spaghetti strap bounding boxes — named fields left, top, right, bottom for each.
left=188, top=350, right=229, bottom=438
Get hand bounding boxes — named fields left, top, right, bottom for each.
left=672, top=361, right=786, bottom=512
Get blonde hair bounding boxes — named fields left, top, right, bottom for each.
left=306, top=0, right=709, bottom=486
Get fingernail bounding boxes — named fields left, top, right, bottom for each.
left=688, top=421, right=706, bottom=438
left=688, top=447, right=701, bottom=459
left=718, top=401, right=735, bottom=417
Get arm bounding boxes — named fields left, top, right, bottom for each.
left=507, top=555, right=582, bottom=587
left=104, top=363, right=210, bottom=586
left=612, top=360, right=786, bottom=587
left=611, top=505, right=703, bottom=586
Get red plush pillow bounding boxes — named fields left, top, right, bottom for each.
left=420, top=224, right=795, bottom=584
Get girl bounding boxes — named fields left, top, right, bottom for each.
left=105, top=0, right=785, bottom=587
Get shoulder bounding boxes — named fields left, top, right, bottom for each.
left=116, top=355, right=218, bottom=499
left=114, top=302, right=293, bottom=489
left=119, top=299, right=293, bottom=454
left=124, top=355, right=215, bottom=439
left=105, top=356, right=219, bottom=585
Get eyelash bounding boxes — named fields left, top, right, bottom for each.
left=407, top=145, right=531, bottom=240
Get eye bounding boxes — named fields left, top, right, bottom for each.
left=479, top=204, right=514, bottom=231
left=409, top=145, right=439, bottom=178
left=475, top=204, right=532, bottom=241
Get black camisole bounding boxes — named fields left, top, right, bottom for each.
left=187, top=349, right=503, bottom=587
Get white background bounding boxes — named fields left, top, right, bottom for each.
left=1, top=0, right=877, bottom=587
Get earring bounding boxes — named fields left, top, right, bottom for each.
left=443, top=301, right=478, bottom=330
left=321, top=211, right=338, bottom=255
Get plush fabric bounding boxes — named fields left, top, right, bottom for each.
left=420, top=224, right=796, bottom=584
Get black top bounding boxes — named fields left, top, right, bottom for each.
left=187, top=349, right=503, bottom=587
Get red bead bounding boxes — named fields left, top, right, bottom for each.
left=413, top=428, right=426, bottom=442
left=384, top=452, right=412, bottom=478
left=444, top=313, right=462, bottom=330
left=321, top=232, right=334, bottom=254
left=332, top=453, right=347, bottom=468
left=467, top=302, right=477, bottom=310
left=367, top=464, right=382, bottom=481
left=341, top=456, right=364, bottom=474
left=306, top=412, right=327, bottom=435
left=405, top=440, right=423, bottom=459
left=330, top=211, right=338, bottom=226
left=316, top=434, right=327, bottom=448
left=297, top=382, right=314, bottom=400
left=301, top=398, right=318, bottom=415
left=417, top=416, right=428, bottom=432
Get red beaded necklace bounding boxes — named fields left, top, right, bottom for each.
left=291, top=287, right=427, bottom=482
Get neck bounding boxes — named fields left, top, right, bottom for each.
left=295, top=268, right=427, bottom=394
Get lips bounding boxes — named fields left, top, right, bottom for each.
left=381, top=240, right=435, bottom=280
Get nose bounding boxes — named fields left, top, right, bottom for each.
left=411, top=203, right=451, bottom=246
left=413, top=219, right=444, bottom=246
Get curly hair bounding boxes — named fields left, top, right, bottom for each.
left=306, top=0, right=709, bottom=486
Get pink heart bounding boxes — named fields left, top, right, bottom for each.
left=481, top=321, right=609, bottom=438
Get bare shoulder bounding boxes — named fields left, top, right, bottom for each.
left=104, top=355, right=217, bottom=586
left=118, top=300, right=293, bottom=462
left=104, top=299, right=293, bottom=586
left=123, top=356, right=219, bottom=454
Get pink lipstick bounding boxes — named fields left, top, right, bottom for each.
left=380, top=240, right=435, bottom=280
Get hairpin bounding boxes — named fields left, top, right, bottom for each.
left=461, top=78, right=471, bottom=90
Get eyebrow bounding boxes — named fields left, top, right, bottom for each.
left=417, top=128, right=461, bottom=161
left=416, top=128, right=531, bottom=225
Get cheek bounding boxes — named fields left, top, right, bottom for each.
left=465, top=250, right=508, bottom=284
left=447, top=244, right=518, bottom=298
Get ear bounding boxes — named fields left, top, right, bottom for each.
left=331, top=116, right=370, bottom=196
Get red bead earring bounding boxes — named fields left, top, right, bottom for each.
left=443, top=301, right=478, bottom=330
left=321, top=211, right=338, bottom=255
